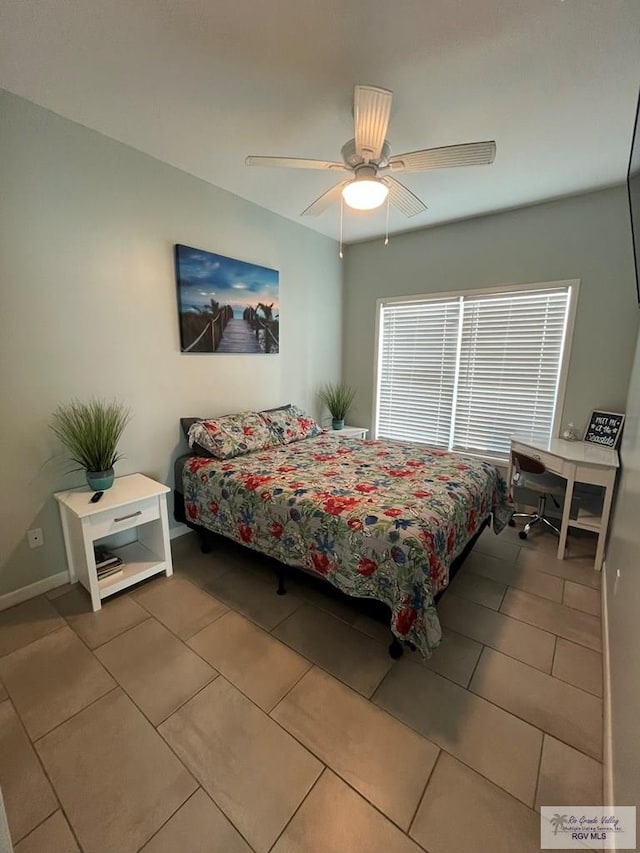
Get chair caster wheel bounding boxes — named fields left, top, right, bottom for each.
left=519, top=531, right=527, bottom=540
left=508, top=518, right=515, bottom=527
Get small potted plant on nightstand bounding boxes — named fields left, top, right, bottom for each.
left=319, top=383, right=356, bottom=430
left=50, top=398, right=131, bottom=490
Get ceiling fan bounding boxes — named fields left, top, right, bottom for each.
left=246, top=85, right=496, bottom=218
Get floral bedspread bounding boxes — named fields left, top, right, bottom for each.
left=182, top=435, right=507, bottom=656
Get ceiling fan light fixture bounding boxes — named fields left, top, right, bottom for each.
left=341, top=178, right=388, bottom=211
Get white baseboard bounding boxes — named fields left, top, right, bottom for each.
left=0, top=570, right=70, bottom=612
left=169, top=523, right=190, bottom=540
left=1, top=527, right=189, bottom=613
left=601, top=560, right=615, bottom=816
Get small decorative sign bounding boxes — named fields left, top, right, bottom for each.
left=583, top=410, right=625, bottom=449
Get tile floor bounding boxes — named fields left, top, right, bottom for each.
left=0, top=525, right=604, bottom=852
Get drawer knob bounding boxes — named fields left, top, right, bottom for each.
left=532, top=454, right=540, bottom=460
left=113, top=510, right=143, bottom=523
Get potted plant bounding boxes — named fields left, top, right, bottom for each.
left=50, top=398, right=131, bottom=490
left=319, top=383, right=356, bottom=430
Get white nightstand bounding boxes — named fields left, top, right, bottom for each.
left=54, top=473, right=173, bottom=611
left=326, top=426, right=369, bottom=439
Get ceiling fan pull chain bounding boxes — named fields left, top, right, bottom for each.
left=385, top=193, right=390, bottom=246
left=339, top=195, right=344, bottom=259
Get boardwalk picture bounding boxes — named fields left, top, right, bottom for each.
left=175, top=244, right=279, bottom=354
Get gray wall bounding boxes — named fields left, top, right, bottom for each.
left=343, top=187, right=639, bottom=435
left=0, top=90, right=342, bottom=597
left=604, top=326, right=640, bottom=811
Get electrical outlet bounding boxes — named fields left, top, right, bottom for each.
left=27, top=528, right=44, bottom=549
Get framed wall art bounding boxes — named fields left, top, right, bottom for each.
left=175, top=244, right=279, bottom=354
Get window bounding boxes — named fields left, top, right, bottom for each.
left=375, top=282, right=577, bottom=459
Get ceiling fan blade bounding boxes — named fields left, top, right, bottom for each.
left=381, top=177, right=427, bottom=217
left=387, top=141, right=496, bottom=173
left=245, top=156, right=346, bottom=172
left=301, top=181, right=350, bottom=216
left=354, top=85, right=393, bottom=163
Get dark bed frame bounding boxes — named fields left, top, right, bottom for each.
left=173, top=486, right=490, bottom=659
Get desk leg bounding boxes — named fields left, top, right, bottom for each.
left=558, top=474, right=574, bottom=560
left=594, top=479, right=615, bottom=572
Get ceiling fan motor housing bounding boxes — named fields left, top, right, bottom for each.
left=341, top=138, right=391, bottom=169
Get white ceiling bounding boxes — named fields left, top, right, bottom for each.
left=1, top=0, right=639, bottom=243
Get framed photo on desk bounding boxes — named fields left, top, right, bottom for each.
left=583, top=410, right=625, bottom=449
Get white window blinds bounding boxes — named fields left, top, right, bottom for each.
left=376, top=286, right=572, bottom=459
left=377, top=298, right=460, bottom=447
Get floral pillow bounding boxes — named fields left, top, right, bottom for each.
left=259, top=404, right=323, bottom=445
left=188, top=412, right=276, bottom=459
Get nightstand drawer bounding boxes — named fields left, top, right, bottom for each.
left=88, top=496, right=160, bottom=538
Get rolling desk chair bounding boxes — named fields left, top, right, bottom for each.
left=510, top=450, right=566, bottom=541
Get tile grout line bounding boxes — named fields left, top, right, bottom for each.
left=497, top=580, right=509, bottom=611
left=464, top=675, right=602, bottom=763
left=131, top=586, right=231, bottom=644
left=332, top=772, right=432, bottom=850
left=201, top=581, right=302, bottom=635
left=2, top=616, right=121, bottom=747
left=153, top=671, right=332, bottom=852
left=267, top=607, right=395, bottom=698
left=104, top=648, right=221, bottom=730
left=549, top=670, right=604, bottom=700
left=265, top=659, right=314, bottom=715
left=480, top=588, right=603, bottom=654
left=49, top=587, right=154, bottom=655
left=494, top=613, right=601, bottom=654
left=531, top=730, right=546, bottom=814
left=0, top=613, right=67, bottom=663
left=131, top=788, right=203, bottom=853
left=368, top=656, right=398, bottom=705
left=477, top=537, right=602, bottom=591
left=406, top=747, right=443, bottom=839
left=4, top=694, right=83, bottom=852
left=267, top=648, right=553, bottom=827
left=3, top=695, right=58, bottom=843
left=265, top=666, right=445, bottom=836
left=79, top=683, right=227, bottom=851
left=32, top=685, right=121, bottom=748
left=135, top=785, right=259, bottom=853
left=87, top=613, right=154, bottom=652
left=373, top=668, right=602, bottom=790
left=465, top=641, right=486, bottom=687
left=265, top=766, right=327, bottom=853
left=550, top=634, right=559, bottom=676
left=442, top=592, right=603, bottom=695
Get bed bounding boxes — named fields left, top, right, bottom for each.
left=173, top=408, right=508, bottom=657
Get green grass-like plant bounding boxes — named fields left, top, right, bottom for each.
left=50, top=398, right=131, bottom=473
left=319, top=383, right=356, bottom=421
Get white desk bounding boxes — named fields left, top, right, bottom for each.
left=509, top=436, right=619, bottom=571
